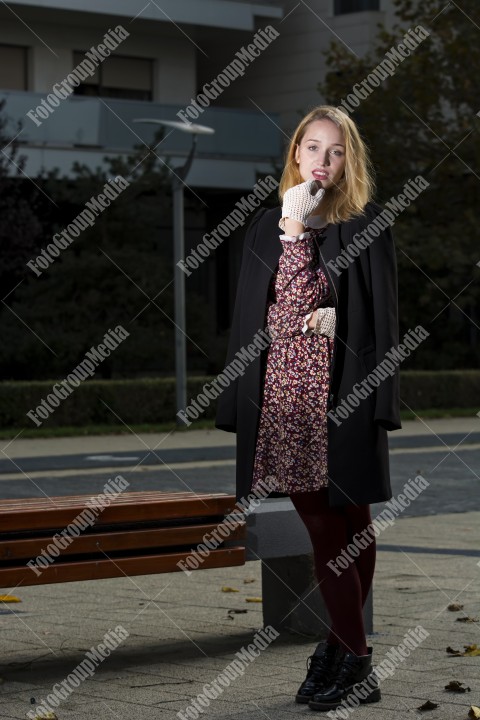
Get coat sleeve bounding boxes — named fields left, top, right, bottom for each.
left=366, top=205, right=402, bottom=431
left=215, top=208, right=267, bottom=433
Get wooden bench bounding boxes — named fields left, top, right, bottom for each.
left=0, top=491, right=245, bottom=587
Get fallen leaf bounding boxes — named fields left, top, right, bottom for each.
left=446, top=646, right=464, bottom=656
left=468, top=707, right=480, bottom=719
left=463, top=645, right=480, bottom=657
left=0, top=595, right=21, bottom=603
left=245, top=597, right=262, bottom=603
left=448, top=602, right=464, bottom=611
left=227, top=609, right=248, bottom=619
left=456, top=616, right=479, bottom=623
left=418, top=700, right=438, bottom=711
left=446, top=644, right=480, bottom=657
left=221, top=586, right=239, bottom=593
left=243, top=578, right=256, bottom=584
left=444, top=680, right=471, bottom=692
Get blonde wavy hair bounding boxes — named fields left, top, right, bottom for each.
left=279, top=106, right=375, bottom=224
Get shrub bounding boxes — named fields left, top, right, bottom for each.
left=0, top=371, right=478, bottom=430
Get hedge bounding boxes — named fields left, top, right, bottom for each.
left=0, top=377, right=212, bottom=430
left=399, top=370, right=480, bottom=411
left=0, top=371, right=478, bottom=430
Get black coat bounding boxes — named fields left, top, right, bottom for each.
left=215, top=204, right=401, bottom=507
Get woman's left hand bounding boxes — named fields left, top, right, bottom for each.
left=306, top=310, right=317, bottom=331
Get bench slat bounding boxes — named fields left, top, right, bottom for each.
left=0, top=547, right=245, bottom=587
left=0, top=521, right=245, bottom=561
left=0, top=491, right=226, bottom=509
left=0, top=492, right=238, bottom=532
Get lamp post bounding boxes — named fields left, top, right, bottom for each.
left=133, top=118, right=215, bottom=424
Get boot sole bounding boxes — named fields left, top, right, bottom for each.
left=309, top=685, right=381, bottom=710
left=296, top=686, right=331, bottom=704
left=296, top=694, right=312, bottom=704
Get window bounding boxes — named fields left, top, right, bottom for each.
left=72, top=53, right=153, bottom=101
left=334, top=0, right=380, bottom=13
left=0, top=45, right=28, bottom=90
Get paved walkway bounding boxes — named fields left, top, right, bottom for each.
left=1, top=419, right=480, bottom=719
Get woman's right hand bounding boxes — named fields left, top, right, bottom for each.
left=280, top=179, right=325, bottom=232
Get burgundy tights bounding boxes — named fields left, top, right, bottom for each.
left=290, top=488, right=375, bottom=656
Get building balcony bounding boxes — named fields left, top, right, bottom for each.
left=5, top=0, right=282, bottom=32
left=0, top=91, right=283, bottom=189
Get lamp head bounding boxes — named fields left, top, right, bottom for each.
left=133, top=118, right=215, bottom=135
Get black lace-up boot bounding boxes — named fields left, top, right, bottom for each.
left=295, top=642, right=344, bottom=704
left=308, top=646, right=381, bottom=711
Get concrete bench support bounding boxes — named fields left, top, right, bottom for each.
left=247, top=498, right=373, bottom=637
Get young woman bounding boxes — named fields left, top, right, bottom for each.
left=215, top=106, right=401, bottom=711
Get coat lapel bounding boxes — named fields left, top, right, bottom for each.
left=246, top=207, right=344, bottom=315
left=259, top=207, right=283, bottom=277
left=315, top=222, right=342, bottom=306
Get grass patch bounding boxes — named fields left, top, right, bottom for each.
left=399, top=407, right=479, bottom=421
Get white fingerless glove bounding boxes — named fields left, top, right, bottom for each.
left=314, top=307, right=336, bottom=338
left=279, top=179, right=325, bottom=231
left=303, top=307, right=336, bottom=338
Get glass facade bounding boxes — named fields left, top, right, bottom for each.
left=72, top=52, right=153, bottom=101
left=0, top=45, right=28, bottom=90
left=334, top=0, right=380, bottom=13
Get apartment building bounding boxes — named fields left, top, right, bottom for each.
left=0, top=0, right=397, bottom=182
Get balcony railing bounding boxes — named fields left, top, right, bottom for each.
left=0, top=91, right=282, bottom=161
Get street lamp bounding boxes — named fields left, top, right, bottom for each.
left=133, top=118, right=215, bottom=424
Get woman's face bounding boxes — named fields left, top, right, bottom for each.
left=294, top=118, right=346, bottom=189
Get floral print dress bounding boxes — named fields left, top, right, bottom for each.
left=250, top=225, right=334, bottom=495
